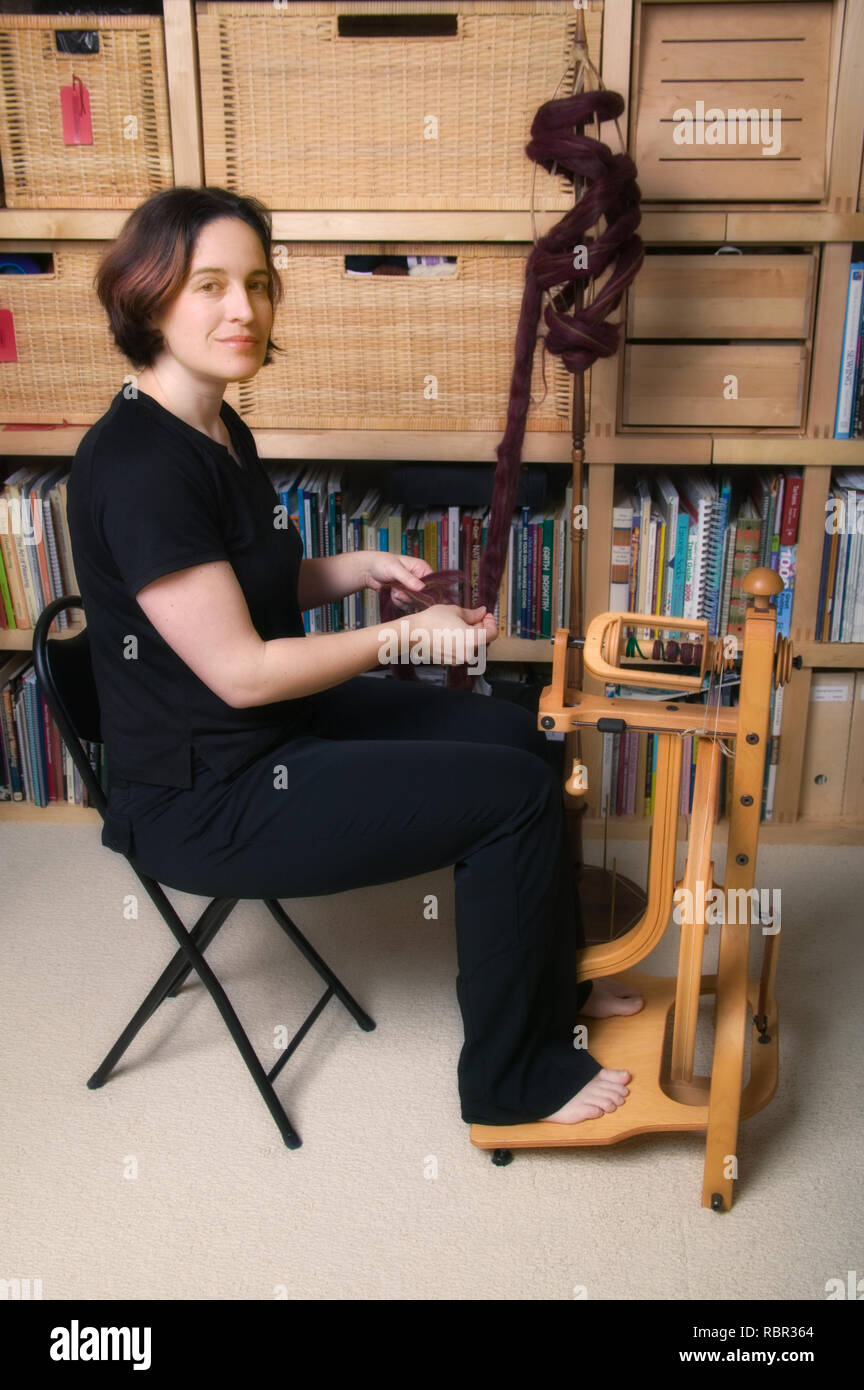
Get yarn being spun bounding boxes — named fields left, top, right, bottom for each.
left=378, top=88, right=643, bottom=688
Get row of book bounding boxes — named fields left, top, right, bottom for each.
left=0, top=449, right=576, bottom=802
left=599, top=666, right=864, bottom=825
left=816, top=472, right=864, bottom=642
left=610, top=469, right=800, bottom=639
left=0, top=648, right=107, bottom=805
left=834, top=246, right=864, bottom=438
left=1, top=460, right=574, bottom=639
left=601, top=469, right=799, bottom=822
left=268, top=465, right=574, bottom=638
left=599, top=684, right=736, bottom=820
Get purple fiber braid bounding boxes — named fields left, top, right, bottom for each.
left=378, top=89, right=643, bottom=688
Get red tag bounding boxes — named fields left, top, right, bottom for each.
left=60, top=76, right=92, bottom=145
left=0, top=308, right=18, bottom=362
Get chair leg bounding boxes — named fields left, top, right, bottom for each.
left=88, top=897, right=238, bottom=1087
left=88, top=882, right=303, bottom=1149
left=263, top=898, right=376, bottom=1032
left=164, top=897, right=238, bottom=998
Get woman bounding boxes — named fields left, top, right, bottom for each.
left=67, top=185, right=638, bottom=1128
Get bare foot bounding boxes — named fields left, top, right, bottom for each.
left=540, top=1068, right=631, bottom=1123
left=579, top=976, right=644, bottom=1018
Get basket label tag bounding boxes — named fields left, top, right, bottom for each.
left=0, top=309, right=18, bottom=362
left=60, top=76, right=93, bottom=145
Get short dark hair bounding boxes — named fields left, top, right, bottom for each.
left=94, top=186, right=284, bottom=370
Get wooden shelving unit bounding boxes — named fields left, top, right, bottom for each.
left=577, top=0, right=864, bottom=841
left=2, top=0, right=864, bottom=843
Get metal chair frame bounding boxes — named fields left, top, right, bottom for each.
left=32, top=595, right=375, bottom=1149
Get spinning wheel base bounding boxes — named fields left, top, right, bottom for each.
left=469, top=969, right=778, bottom=1151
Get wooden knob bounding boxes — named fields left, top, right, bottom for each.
left=742, top=567, right=783, bottom=597
left=743, top=566, right=783, bottom=612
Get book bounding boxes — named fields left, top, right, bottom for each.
left=610, top=486, right=633, bottom=612
left=834, top=260, right=864, bottom=438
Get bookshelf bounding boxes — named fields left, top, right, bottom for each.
left=2, top=0, right=864, bottom=841
left=578, top=0, right=864, bottom=841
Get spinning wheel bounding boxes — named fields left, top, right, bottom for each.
left=471, top=567, right=793, bottom=1213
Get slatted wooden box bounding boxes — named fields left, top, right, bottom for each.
left=222, top=241, right=577, bottom=431
left=0, top=246, right=128, bottom=423
left=623, top=343, right=807, bottom=427
left=622, top=249, right=817, bottom=428
left=632, top=0, right=833, bottom=202
left=196, top=0, right=603, bottom=210
left=0, top=13, right=173, bottom=209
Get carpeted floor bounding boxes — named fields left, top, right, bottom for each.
left=1, top=825, right=861, bottom=1301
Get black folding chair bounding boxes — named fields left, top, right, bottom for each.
left=32, top=595, right=375, bottom=1149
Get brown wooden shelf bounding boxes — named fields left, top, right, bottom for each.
left=795, top=641, right=864, bottom=668
left=0, top=423, right=577, bottom=463
left=6, top=423, right=864, bottom=468
left=0, top=800, right=100, bottom=823
left=2, top=207, right=864, bottom=245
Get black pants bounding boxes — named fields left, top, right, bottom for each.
left=106, top=676, right=603, bottom=1125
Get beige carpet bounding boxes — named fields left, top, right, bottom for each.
left=1, top=825, right=861, bottom=1302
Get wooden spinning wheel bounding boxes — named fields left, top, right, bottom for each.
left=470, top=567, right=796, bottom=1213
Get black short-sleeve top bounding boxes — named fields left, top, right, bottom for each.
left=66, top=387, right=310, bottom=789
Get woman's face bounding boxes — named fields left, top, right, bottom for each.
left=149, top=216, right=274, bottom=382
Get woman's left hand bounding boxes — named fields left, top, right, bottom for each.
left=360, top=551, right=433, bottom=608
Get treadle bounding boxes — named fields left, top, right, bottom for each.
left=469, top=969, right=779, bottom=1151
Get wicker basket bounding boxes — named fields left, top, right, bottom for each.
left=0, top=13, right=173, bottom=208
left=197, top=0, right=603, bottom=210
left=0, top=245, right=128, bottom=424
left=0, top=241, right=579, bottom=432
left=223, top=241, right=577, bottom=431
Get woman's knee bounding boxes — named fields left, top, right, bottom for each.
left=486, top=694, right=553, bottom=761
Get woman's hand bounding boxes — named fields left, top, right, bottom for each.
left=401, top=604, right=499, bottom=664
left=359, top=551, right=433, bottom=608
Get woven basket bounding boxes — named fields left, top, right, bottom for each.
left=0, top=242, right=582, bottom=432
left=0, top=245, right=128, bottom=424
left=223, top=241, right=578, bottom=431
left=0, top=13, right=173, bottom=209
left=197, top=0, right=603, bottom=210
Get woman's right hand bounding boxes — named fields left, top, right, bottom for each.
left=402, top=604, right=498, bottom=666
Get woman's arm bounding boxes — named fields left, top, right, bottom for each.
left=297, top=552, right=370, bottom=612
left=136, top=559, right=384, bottom=707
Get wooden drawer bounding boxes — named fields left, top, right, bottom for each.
left=628, top=253, right=817, bottom=340
left=622, top=344, right=807, bottom=427
left=633, top=1, right=833, bottom=202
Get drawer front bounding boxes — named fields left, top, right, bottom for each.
left=633, top=1, right=833, bottom=202
left=198, top=0, right=603, bottom=211
left=628, top=253, right=817, bottom=340
left=623, top=344, right=807, bottom=427
left=224, top=242, right=576, bottom=431
left=0, top=14, right=173, bottom=208
left=0, top=248, right=129, bottom=423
